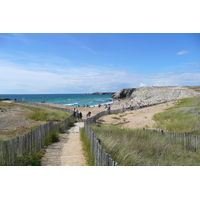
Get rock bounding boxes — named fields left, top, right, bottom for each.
left=0, top=98, right=11, bottom=101
left=112, top=86, right=200, bottom=102
left=112, top=88, right=137, bottom=99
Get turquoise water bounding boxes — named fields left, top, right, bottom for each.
left=0, top=94, right=113, bottom=107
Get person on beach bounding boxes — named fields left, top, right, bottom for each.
left=79, top=112, right=82, bottom=121
left=73, top=108, right=76, bottom=117
left=76, top=110, right=79, bottom=118
left=86, top=111, right=91, bottom=118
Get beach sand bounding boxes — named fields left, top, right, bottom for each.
left=44, top=100, right=176, bottom=129
left=99, top=101, right=175, bottom=129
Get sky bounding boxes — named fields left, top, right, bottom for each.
left=0, top=33, right=200, bottom=94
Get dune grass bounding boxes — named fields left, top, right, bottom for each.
left=153, top=96, right=200, bottom=133
left=90, top=123, right=200, bottom=166
left=80, top=127, right=95, bottom=166
left=24, top=105, right=71, bottom=122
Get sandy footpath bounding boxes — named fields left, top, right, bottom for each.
left=41, top=122, right=87, bottom=166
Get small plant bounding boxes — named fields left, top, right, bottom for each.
left=15, top=150, right=44, bottom=166
left=66, top=117, right=77, bottom=130
left=98, top=119, right=105, bottom=122
left=112, top=117, right=120, bottom=120
left=44, top=130, right=59, bottom=146
left=59, top=124, right=65, bottom=132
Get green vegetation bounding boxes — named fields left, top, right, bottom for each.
left=66, top=117, right=77, bottom=129
left=44, top=130, right=59, bottom=146
left=15, top=150, right=44, bottom=166
left=80, top=128, right=95, bottom=166
left=153, top=97, right=200, bottom=133
left=94, top=119, right=105, bottom=127
left=112, top=117, right=120, bottom=120
left=25, top=106, right=71, bottom=121
left=0, top=102, right=14, bottom=107
left=90, top=123, right=200, bottom=166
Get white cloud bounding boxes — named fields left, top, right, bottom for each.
left=0, top=60, right=200, bottom=94
left=177, top=50, right=188, bottom=55
left=139, top=83, right=146, bottom=87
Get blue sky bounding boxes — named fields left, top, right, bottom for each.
left=0, top=33, right=200, bottom=94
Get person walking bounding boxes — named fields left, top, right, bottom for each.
left=79, top=112, right=82, bottom=121
left=73, top=108, right=76, bottom=117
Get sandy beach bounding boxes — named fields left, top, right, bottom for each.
left=43, top=100, right=176, bottom=129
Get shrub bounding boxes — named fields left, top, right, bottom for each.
left=15, top=151, right=44, bottom=166
left=66, top=117, right=77, bottom=130
left=44, top=130, right=59, bottom=146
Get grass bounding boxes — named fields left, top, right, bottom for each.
left=0, top=103, right=72, bottom=141
left=90, top=123, right=200, bottom=166
left=80, top=127, right=94, bottom=166
left=14, top=150, right=44, bottom=166
left=25, top=106, right=71, bottom=121
left=112, top=117, right=121, bottom=120
left=153, top=96, right=200, bottom=133
left=44, top=130, right=59, bottom=146
left=66, top=117, right=77, bottom=129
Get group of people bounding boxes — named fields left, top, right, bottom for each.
left=73, top=108, right=92, bottom=121
left=77, top=104, right=90, bottom=108
left=73, top=108, right=83, bottom=121
left=105, top=104, right=111, bottom=110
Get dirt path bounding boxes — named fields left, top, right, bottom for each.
left=41, top=122, right=88, bottom=166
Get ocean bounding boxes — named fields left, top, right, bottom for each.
left=0, top=94, right=113, bottom=107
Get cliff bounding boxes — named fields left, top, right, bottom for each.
left=111, top=88, right=137, bottom=99
left=112, top=86, right=200, bottom=102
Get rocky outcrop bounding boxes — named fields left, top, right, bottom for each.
left=112, top=86, right=200, bottom=102
left=112, top=88, right=137, bottom=99
left=0, top=98, right=10, bottom=101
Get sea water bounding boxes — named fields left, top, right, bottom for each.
left=0, top=94, right=113, bottom=107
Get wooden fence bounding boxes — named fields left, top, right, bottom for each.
left=0, top=101, right=75, bottom=166
left=84, top=121, right=117, bottom=166
left=85, top=104, right=200, bottom=165
left=143, top=128, right=200, bottom=152
left=84, top=108, right=125, bottom=166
